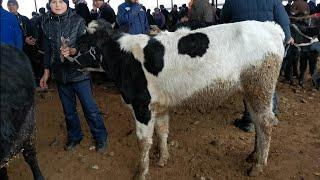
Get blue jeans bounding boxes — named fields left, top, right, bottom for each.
left=57, top=79, right=107, bottom=142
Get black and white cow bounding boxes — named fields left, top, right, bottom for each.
left=0, top=45, right=44, bottom=180
left=73, top=20, right=285, bottom=179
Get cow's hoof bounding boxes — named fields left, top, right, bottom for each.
left=248, top=164, right=264, bottom=177
left=134, top=171, right=150, bottom=180
left=246, top=151, right=257, bottom=163
left=157, top=157, right=169, bottom=167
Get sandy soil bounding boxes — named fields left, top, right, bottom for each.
left=7, top=76, right=320, bottom=180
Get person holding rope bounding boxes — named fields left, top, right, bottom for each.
left=221, top=0, right=294, bottom=132
left=40, top=0, right=108, bottom=153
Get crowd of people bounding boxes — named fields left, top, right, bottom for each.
left=0, top=0, right=319, bottom=153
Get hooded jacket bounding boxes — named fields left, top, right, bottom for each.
left=117, top=1, right=149, bottom=34
left=42, top=9, right=89, bottom=84
left=0, top=6, right=22, bottom=49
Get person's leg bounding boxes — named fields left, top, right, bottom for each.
left=234, top=100, right=255, bottom=132
left=57, top=83, right=83, bottom=146
left=73, top=80, right=108, bottom=151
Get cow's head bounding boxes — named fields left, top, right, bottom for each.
left=71, top=19, right=113, bottom=72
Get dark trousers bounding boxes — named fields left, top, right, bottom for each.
left=243, top=92, right=278, bottom=121
left=57, top=79, right=107, bottom=142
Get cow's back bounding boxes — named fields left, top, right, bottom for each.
left=147, top=21, right=284, bottom=106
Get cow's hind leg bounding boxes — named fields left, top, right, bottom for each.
left=23, top=139, right=44, bottom=180
left=151, top=103, right=169, bottom=167
left=242, top=53, right=281, bottom=176
left=0, top=167, right=8, bottom=180
left=135, top=115, right=155, bottom=180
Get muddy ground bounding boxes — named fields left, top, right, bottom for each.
left=7, top=76, right=320, bottom=180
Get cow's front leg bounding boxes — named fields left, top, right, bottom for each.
left=135, top=117, right=155, bottom=180
left=23, top=139, right=44, bottom=180
left=153, top=106, right=169, bottom=167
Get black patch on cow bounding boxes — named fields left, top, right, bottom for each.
left=143, top=38, right=165, bottom=76
left=92, top=33, right=152, bottom=125
left=178, top=32, right=209, bottom=58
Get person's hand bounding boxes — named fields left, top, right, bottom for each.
left=287, top=37, right=295, bottom=45
left=25, top=36, right=36, bottom=46
left=40, top=69, right=50, bottom=89
left=60, top=47, right=77, bottom=58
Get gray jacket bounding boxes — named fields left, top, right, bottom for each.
left=189, top=0, right=215, bottom=24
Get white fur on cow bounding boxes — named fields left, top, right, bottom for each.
left=77, top=20, right=285, bottom=180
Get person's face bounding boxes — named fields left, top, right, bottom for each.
left=50, top=0, right=68, bottom=15
left=7, top=3, right=18, bottom=14
left=93, top=0, right=103, bottom=8
left=72, top=0, right=76, bottom=4
left=130, top=0, right=138, bottom=3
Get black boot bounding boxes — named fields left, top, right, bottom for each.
left=234, top=101, right=255, bottom=133
left=234, top=114, right=255, bottom=133
left=96, top=140, right=107, bottom=154
left=64, top=139, right=82, bottom=151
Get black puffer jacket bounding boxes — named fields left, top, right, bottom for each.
left=42, top=9, right=89, bottom=84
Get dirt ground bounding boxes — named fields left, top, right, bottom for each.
left=7, top=76, right=320, bottom=180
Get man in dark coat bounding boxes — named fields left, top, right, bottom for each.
left=221, top=0, right=294, bottom=132
left=160, top=4, right=169, bottom=21
left=92, top=0, right=116, bottom=24
left=170, top=4, right=180, bottom=26
left=72, top=0, right=91, bottom=24
left=7, top=0, right=35, bottom=48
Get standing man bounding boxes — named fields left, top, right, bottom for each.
left=92, top=0, right=116, bottom=24
left=0, top=0, right=22, bottom=49
left=221, top=0, right=294, bottom=132
left=72, top=0, right=91, bottom=25
left=117, top=0, right=149, bottom=34
left=170, top=4, right=180, bottom=26
left=7, top=0, right=36, bottom=48
left=189, top=0, right=215, bottom=26
left=160, top=4, right=169, bottom=21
